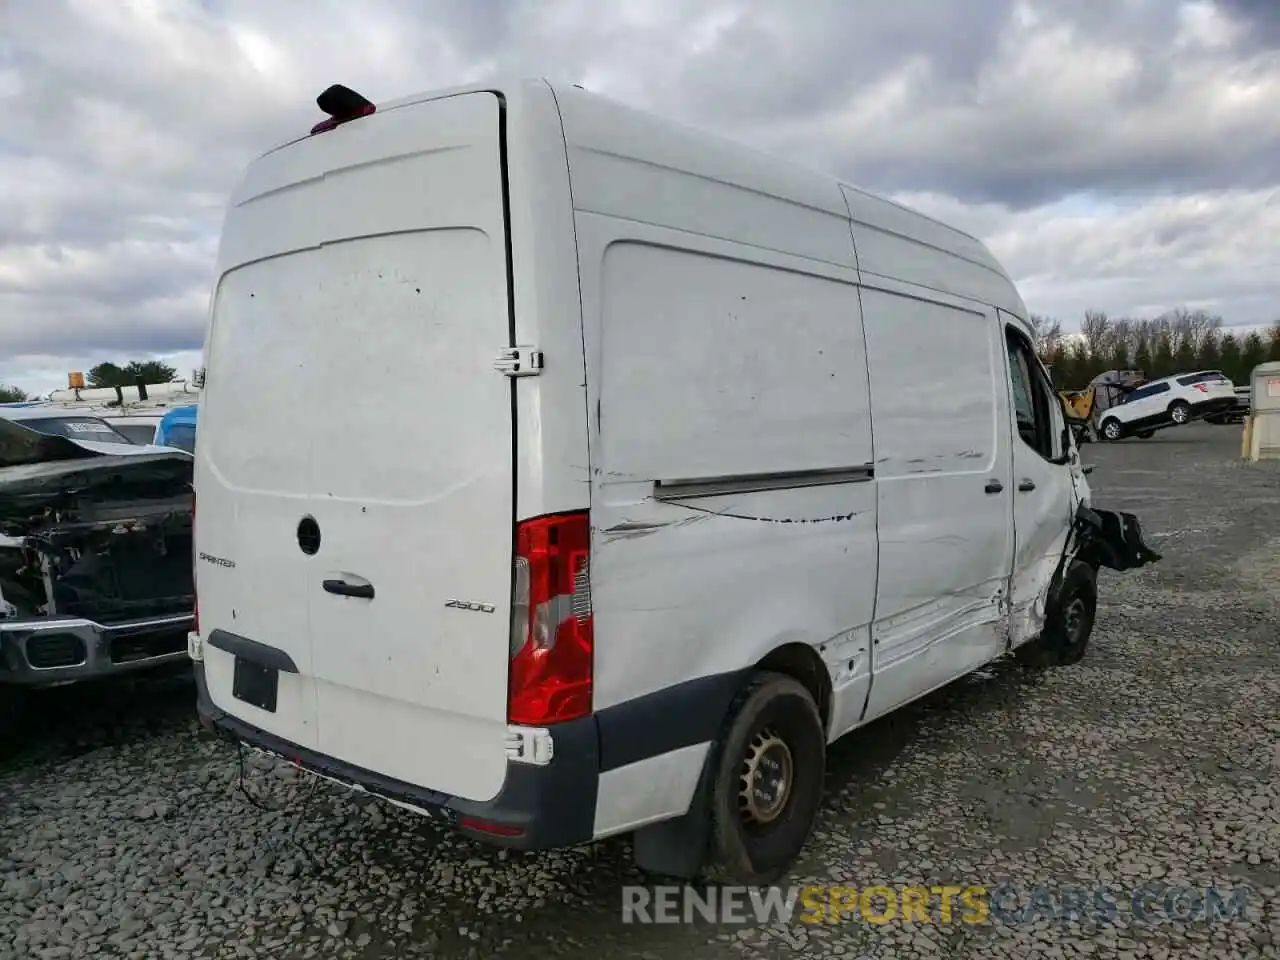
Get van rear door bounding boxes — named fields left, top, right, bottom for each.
left=199, top=92, right=515, bottom=803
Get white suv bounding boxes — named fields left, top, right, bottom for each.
left=1097, top=370, right=1238, bottom=441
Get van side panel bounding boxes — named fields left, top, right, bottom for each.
left=503, top=82, right=592, bottom=521
left=556, top=100, right=876, bottom=832
left=855, top=277, right=1015, bottom=723
left=580, top=228, right=877, bottom=835
left=840, top=185, right=1027, bottom=318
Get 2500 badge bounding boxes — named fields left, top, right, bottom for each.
left=445, top=599, right=496, bottom=614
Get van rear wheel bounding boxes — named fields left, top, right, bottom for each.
left=703, top=672, right=825, bottom=886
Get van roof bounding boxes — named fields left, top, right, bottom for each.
left=260, top=76, right=1026, bottom=323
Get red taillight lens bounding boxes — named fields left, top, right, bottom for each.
left=508, top=512, right=593, bottom=726
left=1194, top=383, right=1208, bottom=393
left=459, top=816, right=525, bottom=838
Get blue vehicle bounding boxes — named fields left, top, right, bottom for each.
left=156, top=405, right=198, bottom=454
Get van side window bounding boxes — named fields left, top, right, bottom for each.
left=1005, top=328, right=1060, bottom=461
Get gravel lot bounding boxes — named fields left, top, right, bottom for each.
left=2, top=422, right=1278, bottom=960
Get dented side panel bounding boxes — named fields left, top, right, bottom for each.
left=857, top=282, right=1015, bottom=725
left=572, top=195, right=878, bottom=746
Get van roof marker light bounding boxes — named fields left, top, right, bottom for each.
left=310, top=84, right=376, bottom=135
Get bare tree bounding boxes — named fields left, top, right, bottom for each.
left=1081, top=310, right=1110, bottom=360
left=1028, top=314, right=1064, bottom=359
left=1161, top=307, right=1222, bottom=354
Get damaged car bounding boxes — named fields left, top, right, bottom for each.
left=0, top=409, right=195, bottom=704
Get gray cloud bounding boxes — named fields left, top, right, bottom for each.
left=1217, top=0, right=1280, bottom=45
left=1, top=0, right=1278, bottom=394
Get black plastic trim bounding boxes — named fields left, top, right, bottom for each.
left=206, top=629, right=299, bottom=674
left=596, top=670, right=749, bottom=773
left=194, top=664, right=599, bottom=850
left=654, top=465, right=874, bottom=501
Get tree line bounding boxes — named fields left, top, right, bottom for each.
left=1032, top=310, right=1280, bottom=389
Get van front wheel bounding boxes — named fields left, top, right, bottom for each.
left=704, top=672, right=826, bottom=886
left=1015, top=561, right=1098, bottom=668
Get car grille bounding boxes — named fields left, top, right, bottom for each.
left=26, top=634, right=88, bottom=669
left=110, top=630, right=187, bottom=664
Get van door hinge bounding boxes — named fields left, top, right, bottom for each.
left=494, top=346, right=544, bottom=378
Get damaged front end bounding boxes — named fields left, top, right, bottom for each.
left=1071, top=504, right=1162, bottom=572
left=0, top=419, right=195, bottom=686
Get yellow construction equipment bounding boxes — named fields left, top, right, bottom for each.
left=1055, top=370, right=1147, bottom=442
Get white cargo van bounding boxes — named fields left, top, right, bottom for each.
left=190, top=78, right=1160, bottom=884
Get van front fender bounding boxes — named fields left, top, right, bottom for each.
left=1072, top=504, right=1162, bottom=572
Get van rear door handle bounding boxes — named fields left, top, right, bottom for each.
left=1018, top=479, right=1036, bottom=492
left=323, top=579, right=375, bottom=600
left=984, top=479, right=1004, bottom=494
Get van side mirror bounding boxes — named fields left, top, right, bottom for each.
left=1082, top=464, right=1094, bottom=476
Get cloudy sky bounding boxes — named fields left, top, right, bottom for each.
left=2, top=0, right=1278, bottom=395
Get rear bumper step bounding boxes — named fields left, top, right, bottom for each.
left=192, top=664, right=600, bottom=851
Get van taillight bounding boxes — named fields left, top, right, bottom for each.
left=508, top=512, right=593, bottom=726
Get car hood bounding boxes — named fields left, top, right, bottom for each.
left=0, top=417, right=193, bottom=536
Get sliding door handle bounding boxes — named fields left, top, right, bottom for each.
left=984, top=479, right=1004, bottom=494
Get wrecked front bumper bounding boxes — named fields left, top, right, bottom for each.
left=1073, top=504, right=1162, bottom=572
left=0, top=612, right=193, bottom=687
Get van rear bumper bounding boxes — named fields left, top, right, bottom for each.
left=192, top=663, right=599, bottom=850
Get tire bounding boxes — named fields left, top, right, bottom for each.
left=1168, top=400, right=1191, bottom=425
left=703, top=672, right=826, bottom=886
left=1100, top=418, right=1123, bottom=442
left=1135, top=430, right=1155, bottom=439
left=1015, top=561, right=1098, bottom=669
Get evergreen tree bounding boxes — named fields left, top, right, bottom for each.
left=1174, top=333, right=1196, bottom=372
left=1240, top=331, right=1266, bottom=383
left=1133, top=332, right=1153, bottom=378
left=1198, top=331, right=1222, bottom=371
left=1219, top=333, right=1241, bottom=383
left=1152, top=330, right=1175, bottom=378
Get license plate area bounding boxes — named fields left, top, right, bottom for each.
left=232, top=657, right=279, bottom=713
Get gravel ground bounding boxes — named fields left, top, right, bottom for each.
left=2, top=421, right=1278, bottom=959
